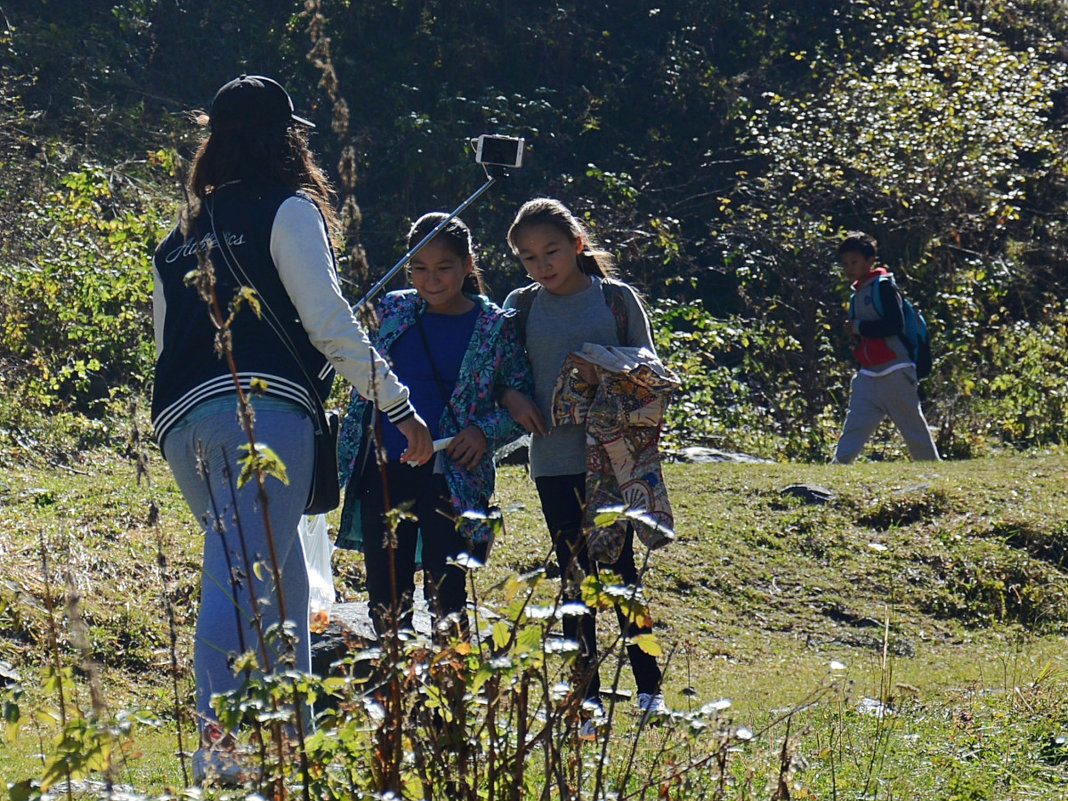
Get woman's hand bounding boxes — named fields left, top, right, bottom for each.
left=499, top=388, right=548, bottom=436
left=396, top=413, right=434, bottom=465
left=446, top=424, right=488, bottom=470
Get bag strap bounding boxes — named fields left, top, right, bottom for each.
left=853, top=275, right=897, bottom=320
left=511, top=283, right=540, bottom=347
left=206, top=194, right=330, bottom=433
left=601, top=280, right=631, bottom=346
left=871, top=275, right=887, bottom=318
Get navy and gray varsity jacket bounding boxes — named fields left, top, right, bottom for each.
left=151, top=182, right=411, bottom=446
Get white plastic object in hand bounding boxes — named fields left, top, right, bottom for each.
left=406, top=437, right=453, bottom=467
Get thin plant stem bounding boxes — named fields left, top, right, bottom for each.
left=37, top=532, right=74, bottom=801
left=154, top=522, right=190, bottom=787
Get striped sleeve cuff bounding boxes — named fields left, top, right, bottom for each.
left=383, top=398, right=415, bottom=425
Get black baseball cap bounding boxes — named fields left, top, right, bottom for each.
left=209, top=74, right=315, bottom=132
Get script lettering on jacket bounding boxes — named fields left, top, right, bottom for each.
left=163, top=231, right=247, bottom=264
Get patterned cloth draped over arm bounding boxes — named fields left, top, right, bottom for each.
left=551, top=343, right=680, bottom=563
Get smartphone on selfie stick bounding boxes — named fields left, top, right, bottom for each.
left=354, top=134, right=525, bottom=311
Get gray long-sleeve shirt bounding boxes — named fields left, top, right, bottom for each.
left=504, top=276, right=654, bottom=478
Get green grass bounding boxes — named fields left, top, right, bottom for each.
left=2, top=449, right=1067, bottom=797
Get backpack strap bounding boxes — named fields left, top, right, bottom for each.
left=852, top=275, right=895, bottom=319
left=870, top=275, right=888, bottom=317
left=511, top=282, right=542, bottom=347
left=513, top=278, right=630, bottom=346
left=601, top=279, right=631, bottom=346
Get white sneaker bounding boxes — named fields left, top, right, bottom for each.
left=192, top=746, right=257, bottom=786
left=636, top=692, right=668, bottom=718
left=578, top=698, right=607, bottom=741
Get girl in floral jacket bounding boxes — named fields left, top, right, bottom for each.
left=336, top=212, right=532, bottom=639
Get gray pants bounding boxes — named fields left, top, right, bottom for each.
left=834, top=367, right=939, bottom=463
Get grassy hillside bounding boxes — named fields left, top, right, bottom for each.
left=1, top=448, right=1066, bottom=797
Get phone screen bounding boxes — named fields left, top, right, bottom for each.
left=477, top=136, right=523, bottom=167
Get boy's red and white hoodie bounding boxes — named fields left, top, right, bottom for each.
left=850, top=268, right=911, bottom=374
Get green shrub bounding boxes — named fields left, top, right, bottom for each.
left=1, top=166, right=165, bottom=414
left=980, top=308, right=1068, bottom=448
left=652, top=299, right=845, bottom=461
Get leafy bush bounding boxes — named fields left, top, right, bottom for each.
left=653, top=299, right=850, bottom=461
left=201, top=568, right=753, bottom=799
left=0, top=161, right=168, bottom=430
left=978, top=307, right=1068, bottom=447
left=3, top=561, right=758, bottom=798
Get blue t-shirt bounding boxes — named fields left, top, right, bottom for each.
left=381, top=306, right=479, bottom=459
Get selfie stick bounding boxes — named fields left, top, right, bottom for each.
left=354, top=167, right=497, bottom=311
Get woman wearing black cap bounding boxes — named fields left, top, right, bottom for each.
left=151, top=75, right=433, bottom=785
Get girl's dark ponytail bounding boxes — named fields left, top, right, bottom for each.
left=577, top=249, right=611, bottom=277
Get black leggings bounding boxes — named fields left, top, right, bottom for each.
left=535, top=473, right=662, bottom=699
left=360, top=460, right=467, bottom=637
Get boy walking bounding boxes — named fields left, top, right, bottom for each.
left=833, top=231, right=939, bottom=464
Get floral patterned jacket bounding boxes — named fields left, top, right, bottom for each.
left=336, top=289, right=532, bottom=546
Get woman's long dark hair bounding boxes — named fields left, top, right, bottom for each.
left=407, top=212, right=486, bottom=296
left=184, top=119, right=339, bottom=237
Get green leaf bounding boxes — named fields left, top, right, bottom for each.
left=491, top=620, right=511, bottom=649
left=237, top=442, right=290, bottom=489
left=630, top=633, right=663, bottom=657
left=514, top=624, right=544, bottom=661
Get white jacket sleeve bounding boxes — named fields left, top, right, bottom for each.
left=270, top=195, right=414, bottom=422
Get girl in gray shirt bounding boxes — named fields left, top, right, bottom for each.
left=502, top=198, right=667, bottom=738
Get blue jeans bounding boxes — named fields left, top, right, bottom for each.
left=163, top=400, right=313, bottom=729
